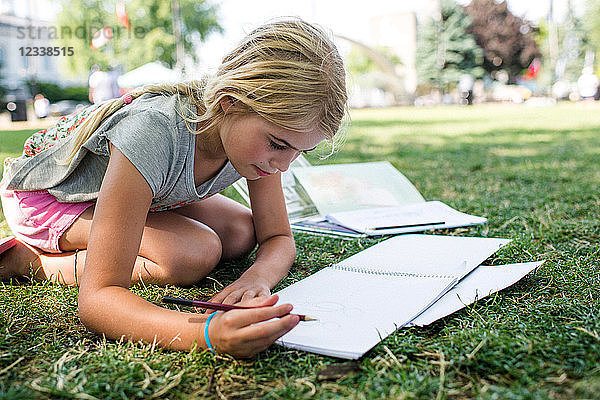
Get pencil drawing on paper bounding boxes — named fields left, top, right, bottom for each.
left=291, top=299, right=365, bottom=329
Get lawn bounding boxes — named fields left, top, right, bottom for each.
left=0, top=102, right=599, bottom=399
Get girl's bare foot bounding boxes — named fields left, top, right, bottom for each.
left=1, top=237, right=170, bottom=286
left=0, top=239, right=43, bottom=281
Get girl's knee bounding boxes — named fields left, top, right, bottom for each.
left=223, top=211, right=257, bottom=259
left=162, top=230, right=222, bottom=285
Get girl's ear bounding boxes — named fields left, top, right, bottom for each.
left=219, top=96, right=234, bottom=113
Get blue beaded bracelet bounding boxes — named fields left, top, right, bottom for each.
left=204, top=311, right=219, bottom=353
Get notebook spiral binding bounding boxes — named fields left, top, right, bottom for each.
left=331, top=264, right=455, bottom=280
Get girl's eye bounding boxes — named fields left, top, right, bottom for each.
left=269, top=140, right=287, bottom=151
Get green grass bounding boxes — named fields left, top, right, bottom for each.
left=1, top=102, right=599, bottom=399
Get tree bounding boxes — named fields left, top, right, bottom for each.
left=583, top=0, right=600, bottom=74
left=56, top=0, right=221, bottom=77
left=465, top=0, right=540, bottom=81
left=345, top=46, right=377, bottom=77
left=556, top=4, right=590, bottom=82
left=416, top=0, right=484, bottom=93
left=0, top=62, right=7, bottom=101
left=345, top=45, right=402, bottom=77
left=533, top=1, right=591, bottom=92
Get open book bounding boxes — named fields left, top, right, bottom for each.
left=233, top=158, right=487, bottom=237
left=274, top=234, right=513, bottom=359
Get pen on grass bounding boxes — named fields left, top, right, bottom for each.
left=161, top=296, right=318, bottom=322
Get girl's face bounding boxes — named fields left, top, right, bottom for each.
left=219, top=112, right=325, bottom=180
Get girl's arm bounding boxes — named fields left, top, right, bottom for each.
left=77, top=144, right=297, bottom=356
left=211, top=172, right=296, bottom=304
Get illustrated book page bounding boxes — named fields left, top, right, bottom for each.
left=291, top=161, right=425, bottom=216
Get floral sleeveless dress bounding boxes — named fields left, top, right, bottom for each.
left=20, top=103, right=103, bottom=159
left=1, top=104, right=104, bottom=253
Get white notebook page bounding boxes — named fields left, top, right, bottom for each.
left=276, top=268, right=454, bottom=359
left=409, top=261, right=544, bottom=326
left=275, top=235, right=511, bottom=359
left=325, top=201, right=487, bottom=235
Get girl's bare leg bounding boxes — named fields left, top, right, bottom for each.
left=0, top=241, right=178, bottom=286
left=38, top=250, right=163, bottom=286
left=1, top=204, right=225, bottom=286
left=0, top=240, right=42, bottom=282
left=173, top=194, right=257, bottom=260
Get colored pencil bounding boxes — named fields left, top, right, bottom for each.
left=162, top=296, right=317, bottom=321
left=370, top=221, right=446, bottom=231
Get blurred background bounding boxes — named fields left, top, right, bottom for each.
left=0, top=0, right=598, bottom=127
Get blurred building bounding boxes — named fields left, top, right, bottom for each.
left=0, top=14, right=62, bottom=86
left=369, top=13, right=417, bottom=96
left=0, top=0, right=63, bottom=98
left=349, top=1, right=439, bottom=107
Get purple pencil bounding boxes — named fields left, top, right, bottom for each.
left=162, top=296, right=317, bottom=321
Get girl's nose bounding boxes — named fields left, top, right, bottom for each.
left=270, top=150, right=301, bottom=173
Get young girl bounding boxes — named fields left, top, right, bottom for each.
left=0, top=19, right=347, bottom=358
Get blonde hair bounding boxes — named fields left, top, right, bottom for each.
left=65, top=18, right=348, bottom=162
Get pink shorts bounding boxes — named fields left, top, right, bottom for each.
left=0, top=188, right=94, bottom=253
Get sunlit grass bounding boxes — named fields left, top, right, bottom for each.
left=1, top=102, right=599, bottom=399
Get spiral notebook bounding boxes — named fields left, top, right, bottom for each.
left=275, top=234, right=511, bottom=359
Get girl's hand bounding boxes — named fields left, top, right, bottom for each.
left=210, top=273, right=271, bottom=305
left=208, top=295, right=299, bottom=358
